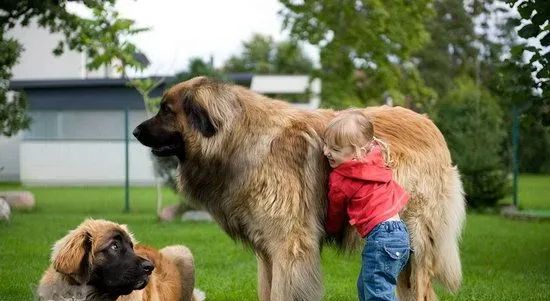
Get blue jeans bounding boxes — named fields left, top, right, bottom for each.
left=357, top=220, right=411, bottom=301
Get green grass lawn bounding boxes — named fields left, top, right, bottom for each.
left=500, top=174, right=550, bottom=210
left=0, top=174, right=549, bottom=301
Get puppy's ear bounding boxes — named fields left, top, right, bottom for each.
left=51, top=229, right=92, bottom=284
left=182, top=94, right=218, bottom=137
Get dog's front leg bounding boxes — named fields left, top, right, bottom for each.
left=269, top=240, right=323, bottom=301
left=257, top=254, right=272, bottom=301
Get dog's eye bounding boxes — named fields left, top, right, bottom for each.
left=160, top=103, right=171, bottom=113
left=110, top=241, right=120, bottom=251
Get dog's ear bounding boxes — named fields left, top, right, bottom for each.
left=119, top=224, right=138, bottom=245
left=181, top=93, right=218, bottom=137
left=51, top=229, right=92, bottom=284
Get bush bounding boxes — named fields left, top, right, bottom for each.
left=435, top=76, right=509, bottom=208
left=151, top=155, right=179, bottom=192
left=461, top=169, right=510, bottom=207
left=519, top=123, right=550, bottom=173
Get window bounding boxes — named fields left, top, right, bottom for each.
left=24, top=110, right=148, bottom=140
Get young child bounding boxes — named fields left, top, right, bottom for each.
left=323, top=109, right=411, bottom=301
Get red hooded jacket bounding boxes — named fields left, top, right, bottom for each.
left=325, top=146, right=409, bottom=237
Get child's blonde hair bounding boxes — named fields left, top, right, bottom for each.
left=324, top=109, right=391, bottom=165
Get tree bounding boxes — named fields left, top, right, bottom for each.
left=0, top=0, right=148, bottom=137
left=435, top=76, right=509, bottom=207
left=223, top=33, right=315, bottom=103
left=279, top=0, right=436, bottom=109
left=0, top=38, right=29, bottom=136
left=415, top=0, right=479, bottom=97
left=223, top=33, right=314, bottom=74
left=505, top=0, right=550, bottom=125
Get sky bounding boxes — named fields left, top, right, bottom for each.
left=71, top=0, right=320, bottom=76
left=66, top=1, right=540, bottom=78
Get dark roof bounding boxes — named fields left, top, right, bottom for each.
left=8, top=73, right=253, bottom=90
left=7, top=73, right=254, bottom=110
left=9, top=78, right=143, bottom=89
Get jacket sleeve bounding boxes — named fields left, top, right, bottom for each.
left=326, top=181, right=348, bottom=234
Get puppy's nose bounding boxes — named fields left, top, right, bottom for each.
left=141, top=260, right=154, bottom=275
left=132, top=126, right=141, bottom=139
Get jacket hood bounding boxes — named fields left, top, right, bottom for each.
left=333, top=146, right=392, bottom=183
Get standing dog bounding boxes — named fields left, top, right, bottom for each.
left=133, top=76, right=466, bottom=301
left=38, top=219, right=204, bottom=301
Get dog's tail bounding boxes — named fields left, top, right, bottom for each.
left=434, top=166, right=466, bottom=292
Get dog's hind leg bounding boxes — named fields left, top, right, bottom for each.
left=257, top=254, right=273, bottom=301
left=397, top=253, right=437, bottom=301
left=270, top=237, right=323, bottom=301
left=400, top=208, right=438, bottom=301
left=397, top=260, right=413, bottom=301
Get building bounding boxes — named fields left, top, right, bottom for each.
left=1, top=23, right=320, bottom=185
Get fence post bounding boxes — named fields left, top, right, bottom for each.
left=124, top=107, right=130, bottom=213
left=512, top=105, right=519, bottom=208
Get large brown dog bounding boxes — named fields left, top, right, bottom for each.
left=38, top=219, right=204, bottom=301
left=133, top=76, right=466, bottom=301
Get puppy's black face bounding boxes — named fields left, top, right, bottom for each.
left=88, top=232, right=154, bottom=297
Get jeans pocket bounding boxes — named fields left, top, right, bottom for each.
left=382, top=245, right=409, bottom=277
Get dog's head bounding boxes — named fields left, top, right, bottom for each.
left=133, top=76, right=241, bottom=160
left=51, top=219, right=154, bottom=297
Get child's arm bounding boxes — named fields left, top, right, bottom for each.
left=326, top=185, right=348, bottom=234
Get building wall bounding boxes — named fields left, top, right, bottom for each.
left=18, top=110, right=156, bottom=185
left=8, top=21, right=115, bottom=80
left=2, top=20, right=121, bottom=184
left=0, top=135, right=21, bottom=181
left=24, top=110, right=148, bottom=140
left=3, top=75, right=320, bottom=185
left=20, top=141, right=156, bottom=185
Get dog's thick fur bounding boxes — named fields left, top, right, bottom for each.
left=38, top=219, right=204, bottom=301
left=133, top=76, right=466, bottom=301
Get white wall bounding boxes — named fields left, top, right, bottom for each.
left=250, top=75, right=321, bottom=110
left=8, top=21, right=115, bottom=80
left=20, top=141, right=157, bottom=185
left=0, top=135, right=21, bottom=181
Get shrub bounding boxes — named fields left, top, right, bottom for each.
left=435, top=76, right=509, bottom=207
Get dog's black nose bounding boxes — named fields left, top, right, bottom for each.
left=132, top=126, right=141, bottom=139
left=141, top=260, right=154, bottom=275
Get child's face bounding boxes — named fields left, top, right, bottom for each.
left=323, top=143, right=356, bottom=168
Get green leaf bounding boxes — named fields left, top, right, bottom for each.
left=511, top=45, right=524, bottom=57
left=524, top=45, right=538, bottom=53
left=530, top=52, right=541, bottom=64
left=52, top=41, right=64, bottom=56
left=541, top=32, right=550, bottom=47
left=518, top=2, right=535, bottom=19
left=532, top=12, right=548, bottom=26
left=537, top=64, right=550, bottom=79
left=518, top=23, right=541, bottom=39
left=509, top=17, right=522, bottom=27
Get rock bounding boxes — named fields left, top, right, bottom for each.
left=499, top=204, right=518, bottom=216
left=0, top=191, right=36, bottom=210
left=181, top=210, right=212, bottom=222
left=158, top=203, right=184, bottom=222
left=0, top=197, right=10, bottom=220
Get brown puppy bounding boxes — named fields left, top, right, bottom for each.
left=133, top=76, right=466, bottom=301
left=38, top=219, right=204, bottom=301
